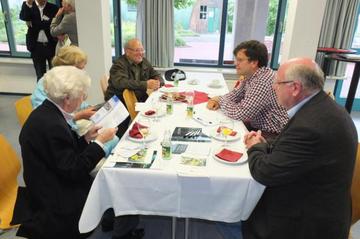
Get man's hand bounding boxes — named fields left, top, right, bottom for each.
left=57, top=34, right=66, bottom=41
left=74, top=107, right=96, bottom=121
left=244, top=130, right=266, bottom=149
left=26, top=0, right=34, bottom=6
left=55, top=7, right=64, bottom=17
left=207, top=97, right=220, bottom=110
left=26, top=21, right=32, bottom=27
left=95, top=127, right=118, bottom=144
left=147, top=79, right=161, bottom=90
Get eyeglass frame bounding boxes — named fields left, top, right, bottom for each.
left=273, top=80, right=294, bottom=85
left=126, top=48, right=146, bottom=53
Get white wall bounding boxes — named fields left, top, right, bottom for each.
left=281, top=0, right=327, bottom=62
left=0, top=58, right=36, bottom=94
left=76, top=0, right=112, bottom=104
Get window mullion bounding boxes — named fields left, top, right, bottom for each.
left=217, top=0, right=228, bottom=67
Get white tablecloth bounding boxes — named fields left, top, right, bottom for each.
left=79, top=72, right=265, bottom=233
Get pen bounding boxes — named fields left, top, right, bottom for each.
left=146, top=150, right=157, bottom=168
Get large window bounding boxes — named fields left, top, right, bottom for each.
left=8, top=0, right=27, bottom=53
left=0, top=1, right=10, bottom=52
left=1, top=0, right=287, bottom=69
left=173, top=0, right=288, bottom=68
left=0, top=0, right=57, bottom=56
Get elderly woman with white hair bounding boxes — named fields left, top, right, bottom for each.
left=13, top=66, right=117, bottom=239
left=50, top=0, right=77, bottom=46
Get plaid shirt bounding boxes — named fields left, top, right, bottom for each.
left=219, top=67, right=288, bottom=134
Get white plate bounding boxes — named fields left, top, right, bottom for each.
left=213, top=147, right=246, bottom=165
left=159, top=86, right=178, bottom=93
left=207, top=83, right=223, bottom=89
left=210, top=130, right=241, bottom=142
left=141, top=110, right=166, bottom=118
left=187, top=79, right=199, bottom=85
left=126, top=132, right=158, bottom=143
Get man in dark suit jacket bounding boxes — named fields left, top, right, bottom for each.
left=20, top=0, right=58, bottom=80
left=12, top=66, right=117, bottom=239
left=243, top=58, right=358, bottom=239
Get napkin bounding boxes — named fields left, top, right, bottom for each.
left=215, top=148, right=243, bottom=162
left=129, top=122, right=148, bottom=138
left=145, top=110, right=156, bottom=116
left=164, top=84, right=174, bottom=88
left=216, top=127, right=237, bottom=136
left=193, top=91, right=209, bottom=105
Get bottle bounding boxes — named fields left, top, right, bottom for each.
left=161, top=129, right=172, bottom=160
left=166, top=93, right=173, bottom=115
left=186, top=98, right=194, bottom=118
left=173, top=73, right=180, bottom=87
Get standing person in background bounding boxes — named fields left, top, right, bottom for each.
left=243, top=58, right=357, bottom=239
left=20, top=0, right=58, bottom=80
left=50, top=0, right=78, bottom=46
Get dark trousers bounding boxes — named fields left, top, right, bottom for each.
left=101, top=208, right=139, bottom=238
left=31, top=42, right=56, bottom=81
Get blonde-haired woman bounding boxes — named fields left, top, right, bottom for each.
left=31, top=45, right=118, bottom=157
left=32, top=45, right=88, bottom=109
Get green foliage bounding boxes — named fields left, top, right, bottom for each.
left=122, top=21, right=136, bottom=45
left=175, top=36, right=186, bottom=47
left=175, top=23, right=199, bottom=37
left=226, top=0, right=234, bottom=33
left=126, top=0, right=195, bottom=9
left=266, top=0, right=279, bottom=36
left=0, top=12, right=6, bottom=42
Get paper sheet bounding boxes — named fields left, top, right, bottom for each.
left=90, top=95, right=129, bottom=132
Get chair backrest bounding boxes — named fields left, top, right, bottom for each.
left=14, top=96, right=32, bottom=127
left=100, top=74, right=109, bottom=96
left=0, top=134, right=21, bottom=229
left=123, top=89, right=138, bottom=121
left=351, top=143, right=360, bottom=225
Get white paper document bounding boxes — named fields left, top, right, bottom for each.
left=90, top=95, right=129, bottom=132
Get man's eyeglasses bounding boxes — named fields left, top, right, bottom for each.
left=127, top=48, right=145, bottom=53
left=273, top=80, right=294, bottom=85
left=235, top=57, right=249, bottom=63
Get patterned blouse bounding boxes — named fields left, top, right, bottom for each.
left=218, top=67, right=288, bottom=134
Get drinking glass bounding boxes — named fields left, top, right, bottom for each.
left=185, top=90, right=195, bottom=118
left=219, top=119, right=234, bottom=147
left=151, top=97, right=160, bottom=122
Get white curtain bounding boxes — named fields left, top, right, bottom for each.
left=316, top=0, right=360, bottom=77
left=136, top=0, right=174, bottom=67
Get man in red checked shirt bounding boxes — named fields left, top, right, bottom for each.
left=207, top=40, right=288, bottom=138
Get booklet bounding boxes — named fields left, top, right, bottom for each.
left=171, top=127, right=211, bottom=142
left=114, top=150, right=157, bottom=169
left=90, top=95, right=129, bottom=132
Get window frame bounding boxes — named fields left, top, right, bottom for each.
left=0, top=0, right=288, bottom=70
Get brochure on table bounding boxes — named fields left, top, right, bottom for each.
left=90, top=95, right=129, bottom=132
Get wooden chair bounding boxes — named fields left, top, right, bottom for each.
left=0, top=134, right=21, bottom=229
left=349, top=143, right=360, bottom=239
left=14, top=96, right=32, bottom=127
left=351, top=144, right=360, bottom=223
left=123, top=89, right=138, bottom=121
left=100, top=74, right=109, bottom=96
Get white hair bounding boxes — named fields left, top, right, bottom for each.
left=43, top=65, right=91, bottom=104
left=285, top=63, right=324, bottom=91
left=62, top=0, right=75, bottom=8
